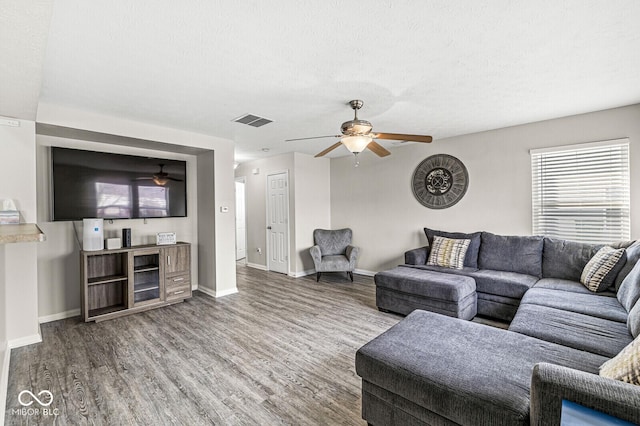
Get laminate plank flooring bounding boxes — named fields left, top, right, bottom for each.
left=5, top=266, right=402, bottom=425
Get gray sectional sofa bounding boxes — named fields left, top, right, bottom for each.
left=356, top=229, right=640, bottom=425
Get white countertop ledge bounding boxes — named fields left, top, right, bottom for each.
left=0, top=223, right=46, bottom=244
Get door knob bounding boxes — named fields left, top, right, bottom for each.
left=267, top=226, right=272, bottom=230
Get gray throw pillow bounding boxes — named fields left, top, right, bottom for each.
left=424, top=228, right=481, bottom=268
left=580, top=246, right=626, bottom=292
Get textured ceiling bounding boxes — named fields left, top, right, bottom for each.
left=28, top=1, right=640, bottom=160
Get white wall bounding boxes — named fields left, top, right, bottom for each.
left=37, top=103, right=237, bottom=310
left=330, top=104, right=640, bottom=273
left=293, top=153, right=331, bottom=273
left=234, top=152, right=331, bottom=276
left=35, top=135, right=199, bottom=319
left=0, top=119, right=40, bottom=344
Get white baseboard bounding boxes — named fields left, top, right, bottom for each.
left=198, top=286, right=239, bottom=298
left=8, top=331, right=42, bottom=349
left=0, top=342, right=10, bottom=426
left=289, top=269, right=315, bottom=278
left=246, top=262, right=267, bottom=271
left=354, top=268, right=377, bottom=277
left=39, top=308, right=81, bottom=324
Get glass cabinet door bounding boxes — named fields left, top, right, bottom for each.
left=131, top=250, right=162, bottom=305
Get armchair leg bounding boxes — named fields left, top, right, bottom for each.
left=348, top=271, right=354, bottom=282
left=316, top=272, right=321, bottom=282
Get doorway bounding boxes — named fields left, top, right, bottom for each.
left=235, top=177, right=247, bottom=262
left=266, top=171, right=289, bottom=274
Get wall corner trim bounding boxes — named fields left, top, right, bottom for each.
left=198, top=286, right=238, bottom=298
left=289, top=270, right=315, bottom=278
left=39, top=309, right=81, bottom=324
left=354, top=268, right=377, bottom=277
left=246, top=262, right=268, bottom=271
left=8, top=330, right=42, bottom=349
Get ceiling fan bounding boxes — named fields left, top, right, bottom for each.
left=136, top=164, right=183, bottom=186
left=286, top=100, right=433, bottom=163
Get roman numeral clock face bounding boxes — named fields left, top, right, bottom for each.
left=412, top=154, right=469, bottom=209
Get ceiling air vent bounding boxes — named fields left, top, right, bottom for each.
left=232, top=114, right=273, bottom=128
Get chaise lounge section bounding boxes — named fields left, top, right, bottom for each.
left=358, top=229, right=640, bottom=425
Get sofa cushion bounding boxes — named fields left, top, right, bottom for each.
left=618, top=259, right=640, bottom=312
left=533, top=278, right=617, bottom=297
left=600, top=335, right=640, bottom=386
left=615, top=241, right=640, bottom=291
left=542, top=237, right=600, bottom=281
left=374, top=266, right=476, bottom=300
left=521, top=287, right=628, bottom=323
left=426, top=236, right=470, bottom=269
left=580, top=246, right=626, bottom=292
left=467, top=269, right=538, bottom=299
left=356, top=310, right=608, bottom=426
left=509, top=304, right=633, bottom=358
left=478, top=232, right=544, bottom=277
left=424, top=228, right=481, bottom=268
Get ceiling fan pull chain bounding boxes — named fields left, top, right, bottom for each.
left=353, top=152, right=360, bottom=168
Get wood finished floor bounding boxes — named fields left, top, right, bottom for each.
left=5, top=266, right=402, bottom=425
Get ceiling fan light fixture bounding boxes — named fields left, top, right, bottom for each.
left=341, top=135, right=372, bottom=153
left=153, top=176, right=169, bottom=186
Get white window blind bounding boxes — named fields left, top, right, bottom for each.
left=530, top=139, right=630, bottom=244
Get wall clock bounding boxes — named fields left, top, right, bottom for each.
left=412, top=154, right=469, bottom=209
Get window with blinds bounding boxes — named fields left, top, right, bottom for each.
left=530, top=139, right=630, bottom=244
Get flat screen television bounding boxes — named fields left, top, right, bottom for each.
left=51, top=147, right=187, bottom=221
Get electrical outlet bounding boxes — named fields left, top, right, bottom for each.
left=257, top=248, right=262, bottom=254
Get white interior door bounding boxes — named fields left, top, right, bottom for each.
left=235, top=180, right=246, bottom=261
left=267, top=172, right=289, bottom=274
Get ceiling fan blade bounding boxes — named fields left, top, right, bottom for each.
left=315, top=142, right=343, bottom=157
left=135, top=177, right=154, bottom=180
left=367, top=141, right=391, bottom=157
left=373, top=133, right=433, bottom=143
left=285, top=135, right=341, bottom=142
left=167, top=177, right=184, bottom=182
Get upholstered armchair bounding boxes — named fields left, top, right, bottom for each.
left=310, top=228, right=359, bottom=282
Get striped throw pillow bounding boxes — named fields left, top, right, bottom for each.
left=600, top=335, right=640, bottom=386
left=581, top=246, right=626, bottom=292
left=427, top=236, right=471, bottom=269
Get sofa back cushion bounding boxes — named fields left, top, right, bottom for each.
left=618, top=259, right=640, bottom=312
left=542, top=238, right=600, bottom=281
left=615, top=241, right=640, bottom=291
left=628, top=301, right=640, bottom=338
left=424, top=228, right=481, bottom=268
left=478, top=232, right=544, bottom=277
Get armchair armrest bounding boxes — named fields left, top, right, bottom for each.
left=346, top=245, right=359, bottom=269
left=530, top=362, right=640, bottom=425
left=309, top=245, right=322, bottom=269
left=405, top=246, right=429, bottom=265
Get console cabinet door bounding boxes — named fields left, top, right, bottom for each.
left=164, top=244, right=190, bottom=276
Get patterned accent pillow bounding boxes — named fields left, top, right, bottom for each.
left=600, top=335, right=640, bottom=385
left=581, top=246, right=626, bottom=292
left=427, top=236, right=471, bottom=269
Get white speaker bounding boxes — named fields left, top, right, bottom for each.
left=83, top=218, right=104, bottom=251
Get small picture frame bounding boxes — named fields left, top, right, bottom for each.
left=156, top=232, right=177, bottom=245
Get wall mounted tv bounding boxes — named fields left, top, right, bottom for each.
left=51, top=147, right=187, bottom=221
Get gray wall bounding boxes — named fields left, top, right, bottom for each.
left=197, top=151, right=215, bottom=293
left=330, top=104, right=640, bottom=273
